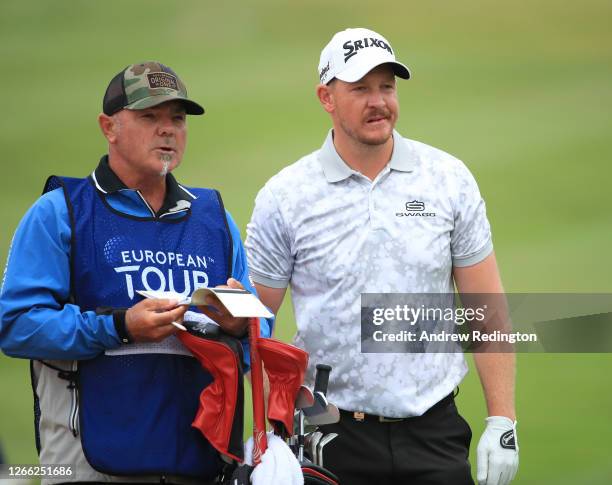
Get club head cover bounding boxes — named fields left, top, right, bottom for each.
left=178, top=320, right=245, bottom=462
left=301, top=463, right=340, bottom=485
left=256, top=338, right=309, bottom=438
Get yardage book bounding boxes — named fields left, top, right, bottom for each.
left=137, top=287, right=273, bottom=319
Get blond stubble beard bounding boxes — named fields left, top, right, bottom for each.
left=339, top=118, right=393, bottom=147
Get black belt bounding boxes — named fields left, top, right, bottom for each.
left=340, top=393, right=455, bottom=423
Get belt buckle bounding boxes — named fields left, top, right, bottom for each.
left=379, top=416, right=403, bottom=423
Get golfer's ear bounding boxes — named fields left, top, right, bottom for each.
left=98, top=113, right=118, bottom=143
left=317, top=84, right=335, bottom=114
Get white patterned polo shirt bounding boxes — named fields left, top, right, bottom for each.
left=246, top=130, right=493, bottom=417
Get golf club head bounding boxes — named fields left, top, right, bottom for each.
left=309, top=431, right=324, bottom=465
left=304, top=430, right=323, bottom=462
left=316, top=434, right=324, bottom=468
left=288, top=434, right=297, bottom=455
left=297, top=409, right=306, bottom=461
left=317, top=433, right=338, bottom=468
left=302, top=391, right=329, bottom=417
left=294, top=409, right=320, bottom=436
left=295, top=385, right=315, bottom=409
left=182, top=318, right=221, bottom=337
left=305, top=403, right=340, bottom=426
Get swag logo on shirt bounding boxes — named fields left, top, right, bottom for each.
left=396, top=200, right=436, bottom=218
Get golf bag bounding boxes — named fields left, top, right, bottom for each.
left=222, top=461, right=339, bottom=484
left=181, top=317, right=340, bottom=484
left=301, top=462, right=340, bottom=485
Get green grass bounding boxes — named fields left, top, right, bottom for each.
left=1, top=0, right=611, bottom=483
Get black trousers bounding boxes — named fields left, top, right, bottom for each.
left=317, top=394, right=474, bottom=485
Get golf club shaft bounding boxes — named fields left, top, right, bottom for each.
left=298, top=409, right=305, bottom=462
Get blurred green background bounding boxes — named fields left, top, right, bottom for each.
left=1, top=0, right=611, bottom=483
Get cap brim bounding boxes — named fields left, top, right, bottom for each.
left=126, top=94, right=205, bottom=115
left=335, top=58, right=411, bottom=83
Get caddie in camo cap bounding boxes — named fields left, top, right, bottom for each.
left=0, top=58, right=272, bottom=484
left=103, top=61, right=204, bottom=115
left=247, top=27, right=519, bottom=485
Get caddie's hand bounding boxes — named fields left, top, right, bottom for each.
left=197, top=278, right=249, bottom=338
left=125, top=298, right=187, bottom=343
left=477, top=416, right=519, bottom=485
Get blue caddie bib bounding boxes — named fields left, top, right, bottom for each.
left=44, top=175, right=232, bottom=480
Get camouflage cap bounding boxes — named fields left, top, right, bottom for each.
left=103, top=61, right=204, bottom=116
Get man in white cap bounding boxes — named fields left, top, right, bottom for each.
left=246, top=28, right=519, bottom=484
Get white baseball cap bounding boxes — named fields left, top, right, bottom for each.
left=318, top=28, right=411, bottom=85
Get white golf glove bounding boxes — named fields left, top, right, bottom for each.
left=476, top=416, right=519, bottom=485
